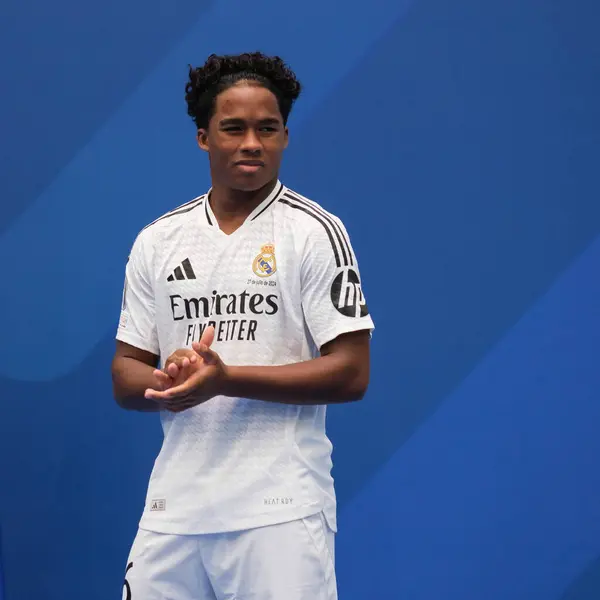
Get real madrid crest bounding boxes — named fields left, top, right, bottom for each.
left=252, top=243, right=277, bottom=278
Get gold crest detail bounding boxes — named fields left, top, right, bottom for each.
left=252, top=243, right=277, bottom=278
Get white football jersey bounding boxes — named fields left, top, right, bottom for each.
left=116, top=181, right=374, bottom=535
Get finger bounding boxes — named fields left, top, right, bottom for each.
left=153, top=369, right=172, bottom=385
left=153, top=368, right=170, bottom=380
left=145, top=380, right=196, bottom=400
left=192, top=342, right=219, bottom=365
left=199, top=325, right=215, bottom=349
left=145, top=386, right=168, bottom=398
left=166, top=362, right=180, bottom=378
left=166, top=352, right=197, bottom=369
left=146, top=387, right=174, bottom=400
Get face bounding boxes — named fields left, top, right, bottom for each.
left=197, top=82, right=289, bottom=192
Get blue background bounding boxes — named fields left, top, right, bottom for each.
left=1, top=0, right=599, bottom=598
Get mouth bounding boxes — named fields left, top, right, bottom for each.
left=234, top=160, right=265, bottom=173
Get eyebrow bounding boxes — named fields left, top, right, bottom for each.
left=219, top=117, right=282, bottom=126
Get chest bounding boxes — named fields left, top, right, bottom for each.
left=153, top=226, right=301, bottom=324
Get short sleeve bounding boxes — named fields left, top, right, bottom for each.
left=301, top=217, right=375, bottom=350
left=115, top=231, right=160, bottom=355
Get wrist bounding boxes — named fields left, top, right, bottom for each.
left=220, top=364, right=240, bottom=398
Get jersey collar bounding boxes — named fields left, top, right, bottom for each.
left=203, top=180, right=285, bottom=229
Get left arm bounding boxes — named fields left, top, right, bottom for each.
left=222, top=329, right=370, bottom=405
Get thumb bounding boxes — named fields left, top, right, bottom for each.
left=192, top=341, right=219, bottom=365
left=199, top=325, right=215, bottom=348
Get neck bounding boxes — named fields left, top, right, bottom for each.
left=209, top=178, right=278, bottom=226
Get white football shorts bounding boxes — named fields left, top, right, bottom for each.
left=122, top=511, right=337, bottom=600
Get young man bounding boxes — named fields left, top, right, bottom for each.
left=112, top=52, right=374, bottom=599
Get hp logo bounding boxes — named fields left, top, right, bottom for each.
left=330, top=268, right=369, bottom=318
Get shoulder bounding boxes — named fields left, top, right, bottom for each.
left=132, top=194, right=207, bottom=247
left=277, top=186, right=347, bottom=234
left=140, top=194, right=207, bottom=237
left=277, top=186, right=353, bottom=267
left=127, top=194, right=206, bottom=261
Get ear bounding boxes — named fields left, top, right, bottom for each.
left=283, top=126, right=289, bottom=149
left=197, top=129, right=209, bottom=152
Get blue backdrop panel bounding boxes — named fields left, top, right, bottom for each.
left=0, top=0, right=214, bottom=234
left=0, top=0, right=411, bottom=382
left=0, top=526, right=4, bottom=600
left=337, top=235, right=600, bottom=599
left=0, top=0, right=598, bottom=598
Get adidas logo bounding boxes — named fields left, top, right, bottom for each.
left=167, top=258, right=196, bottom=282
left=150, top=499, right=166, bottom=512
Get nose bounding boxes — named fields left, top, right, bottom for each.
left=239, top=129, right=262, bottom=155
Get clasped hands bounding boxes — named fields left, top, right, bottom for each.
left=144, top=326, right=226, bottom=413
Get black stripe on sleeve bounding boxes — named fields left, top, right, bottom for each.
left=283, top=191, right=353, bottom=266
left=278, top=197, right=343, bottom=268
left=142, top=197, right=204, bottom=232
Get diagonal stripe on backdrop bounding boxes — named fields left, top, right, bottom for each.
left=0, top=0, right=414, bottom=381
left=0, top=0, right=214, bottom=235
left=336, top=232, right=600, bottom=600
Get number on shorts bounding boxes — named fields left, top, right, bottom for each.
left=123, top=562, right=133, bottom=600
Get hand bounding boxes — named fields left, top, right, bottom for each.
left=162, top=348, right=199, bottom=386
left=144, top=326, right=227, bottom=412
left=146, top=348, right=199, bottom=411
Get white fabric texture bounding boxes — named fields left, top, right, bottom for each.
left=123, top=512, right=337, bottom=600
left=116, top=181, right=374, bottom=535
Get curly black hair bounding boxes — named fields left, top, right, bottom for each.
left=185, top=52, right=302, bottom=130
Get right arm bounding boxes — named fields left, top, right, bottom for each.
left=112, top=230, right=162, bottom=411
left=111, top=341, right=163, bottom=412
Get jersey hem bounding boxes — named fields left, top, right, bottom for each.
left=115, top=330, right=160, bottom=355
left=137, top=503, right=326, bottom=536
left=314, top=320, right=374, bottom=350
